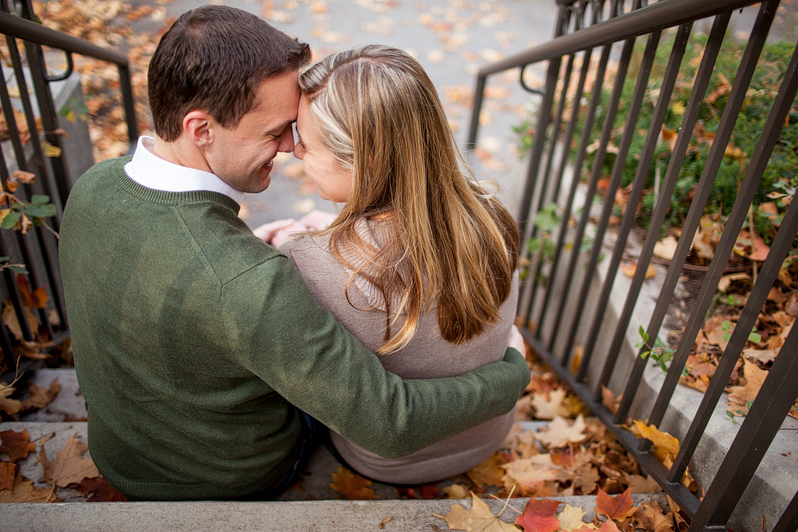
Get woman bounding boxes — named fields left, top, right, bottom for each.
left=275, top=45, right=521, bottom=484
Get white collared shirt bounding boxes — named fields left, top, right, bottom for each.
left=124, top=136, right=245, bottom=204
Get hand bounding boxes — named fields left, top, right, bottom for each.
left=300, top=210, right=337, bottom=230
left=271, top=220, right=310, bottom=247
left=508, top=325, right=527, bottom=356
left=252, top=218, right=298, bottom=244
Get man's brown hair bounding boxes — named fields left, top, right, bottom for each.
left=148, top=5, right=310, bottom=141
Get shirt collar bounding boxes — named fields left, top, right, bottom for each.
left=124, top=136, right=245, bottom=204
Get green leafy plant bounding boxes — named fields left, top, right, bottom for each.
left=635, top=325, right=677, bottom=373
left=0, top=171, right=58, bottom=273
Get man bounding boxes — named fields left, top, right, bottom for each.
left=59, top=5, right=529, bottom=501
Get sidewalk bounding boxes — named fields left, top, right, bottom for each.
left=140, top=0, right=560, bottom=227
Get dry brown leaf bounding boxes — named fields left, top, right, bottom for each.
left=467, top=452, right=506, bottom=488
left=620, top=262, right=657, bottom=280
left=21, top=380, right=60, bottom=411
left=653, top=236, right=679, bottom=261
left=624, top=473, right=663, bottom=494
left=433, top=492, right=520, bottom=532
left=501, top=458, right=559, bottom=495
left=726, top=359, right=769, bottom=416
left=39, top=434, right=100, bottom=488
left=0, top=460, right=16, bottom=490
left=329, top=466, right=377, bottom=500
left=0, top=475, right=54, bottom=502
left=634, top=502, right=675, bottom=532
left=0, top=429, right=36, bottom=461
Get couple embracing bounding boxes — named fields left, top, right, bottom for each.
left=59, top=5, right=528, bottom=501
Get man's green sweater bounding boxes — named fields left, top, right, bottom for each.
left=59, top=158, right=530, bottom=501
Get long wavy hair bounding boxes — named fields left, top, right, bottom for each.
left=298, top=45, right=519, bottom=354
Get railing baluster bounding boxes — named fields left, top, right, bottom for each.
left=643, top=0, right=779, bottom=427
left=687, top=322, right=798, bottom=530
left=609, top=11, right=732, bottom=421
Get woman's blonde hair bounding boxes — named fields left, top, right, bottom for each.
left=299, top=45, right=519, bottom=354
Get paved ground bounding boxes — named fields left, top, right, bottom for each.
left=143, top=0, right=561, bottom=228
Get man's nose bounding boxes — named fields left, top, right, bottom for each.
left=277, top=127, right=295, bottom=152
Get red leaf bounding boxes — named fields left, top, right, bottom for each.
left=73, top=477, right=127, bottom=502
left=515, top=498, right=561, bottom=532
left=596, top=487, right=638, bottom=521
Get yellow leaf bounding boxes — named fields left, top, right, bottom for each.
left=329, top=466, right=377, bottom=500
left=433, top=492, right=520, bottom=532
left=631, top=420, right=679, bottom=463
left=442, top=483, right=471, bottom=499
left=558, top=504, right=588, bottom=531
left=41, top=142, right=62, bottom=158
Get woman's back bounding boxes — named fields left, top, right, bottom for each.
left=280, top=218, right=518, bottom=484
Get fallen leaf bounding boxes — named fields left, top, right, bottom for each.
left=557, top=504, right=588, bottom=531
left=378, top=515, right=392, bottom=529
left=73, top=477, right=127, bottom=502
left=514, top=497, right=561, bottom=532
left=467, top=452, right=506, bottom=488
left=0, top=475, right=54, bottom=502
left=434, top=492, right=520, bottom=532
left=624, top=474, right=662, bottom=494
left=531, top=388, right=568, bottom=420
left=329, top=466, right=377, bottom=500
left=726, top=359, right=769, bottom=416
left=501, top=458, right=559, bottom=496
left=653, top=236, right=678, bottom=261
left=443, top=483, right=471, bottom=499
left=743, top=348, right=777, bottom=365
left=21, top=380, right=60, bottom=411
left=0, top=383, right=23, bottom=416
left=595, top=487, right=638, bottom=521
left=630, top=421, right=679, bottom=463
left=634, top=502, right=674, bottom=532
left=534, top=415, right=589, bottom=448
left=0, top=429, right=36, bottom=461
left=620, top=262, right=657, bottom=280
left=0, top=461, right=16, bottom=490
left=39, top=434, right=100, bottom=488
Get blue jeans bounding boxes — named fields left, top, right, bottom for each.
left=249, top=411, right=320, bottom=501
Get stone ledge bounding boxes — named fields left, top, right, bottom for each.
left=0, top=494, right=668, bottom=532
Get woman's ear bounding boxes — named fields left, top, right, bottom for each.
left=183, top=110, right=214, bottom=149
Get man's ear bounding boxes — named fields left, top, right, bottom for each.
left=183, top=110, right=214, bottom=148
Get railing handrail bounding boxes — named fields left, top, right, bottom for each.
left=0, top=9, right=139, bottom=143
left=0, top=10, right=128, bottom=66
left=478, top=0, right=756, bottom=77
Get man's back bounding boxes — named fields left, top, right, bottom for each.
left=60, top=157, right=303, bottom=500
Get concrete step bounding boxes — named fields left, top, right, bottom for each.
left=0, top=493, right=668, bottom=532
left=1, top=368, right=669, bottom=532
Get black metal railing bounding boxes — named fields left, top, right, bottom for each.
left=468, top=0, right=797, bottom=531
left=0, top=0, right=137, bottom=382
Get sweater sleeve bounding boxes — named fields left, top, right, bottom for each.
left=220, top=254, right=530, bottom=459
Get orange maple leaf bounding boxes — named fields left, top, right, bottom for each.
left=0, top=429, right=36, bottom=461
left=595, top=487, right=638, bottom=521
left=329, top=466, right=377, bottom=500
left=515, top=498, right=561, bottom=532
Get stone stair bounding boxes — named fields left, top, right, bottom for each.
left=0, top=367, right=670, bottom=531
